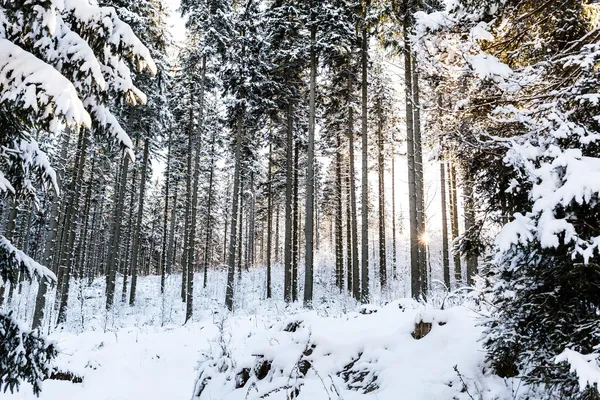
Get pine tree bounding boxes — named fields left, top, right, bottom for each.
left=0, top=0, right=154, bottom=393
left=417, top=0, right=600, bottom=396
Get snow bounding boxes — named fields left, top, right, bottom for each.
left=3, top=271, right=520, bottom=400
left=467, top=53, right=512, bottom=82
left=555, top=349, right=600, bottom=392
left=0, top=39, right=91, bottom=128
left=0, top=236, right=57, bottom=283
left=0, top=170, right=15, bottom=194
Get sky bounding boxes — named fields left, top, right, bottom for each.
left=166, top=0, right=186, bottom=43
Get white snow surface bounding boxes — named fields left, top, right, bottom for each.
left=4, top=270, right=518, bottom=400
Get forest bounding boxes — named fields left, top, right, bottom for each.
left=1, top=0, right=600, bottom=399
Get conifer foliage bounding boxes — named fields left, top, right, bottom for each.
left=415, top=0, right=600, bottom=396
left=0, top=0, right=155, bottom=394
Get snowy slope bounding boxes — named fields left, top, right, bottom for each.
left=6, top=298, right=515, bottom=400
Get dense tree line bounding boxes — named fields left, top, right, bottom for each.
left=2, top=0, right=599, bottom=398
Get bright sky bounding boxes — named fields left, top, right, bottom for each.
left=166, top=0, right=186, bottom=43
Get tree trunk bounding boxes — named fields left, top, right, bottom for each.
left=32, top=129, right=70, bottom=329
left=129, top=137, right=150, bottom=306
left=203, top=129, right=216, bottom=289
left=304, top=0, right=316, bottom=307
left=345, top=161, right=353, bottom=293
left=237, top=174, right=244, bottom=279
left=360, top=0, right=370, bottom=304
left=348, top=77, right=360, bottom=301
left=292, top=138, right=300, bottom=302
left=185, top=56, right=206, bottom=322
left=440, top=158, right=451, bottom=289
left=58, top=128, right=88, bottom=324
left=166, top=177, right=178, bottom=277
left=266, top=139, right=273, bottom=298
left=450, top=163, right=461, bottom=286
left=335, top=132, right=344, bottom=291
left=412, top=58, right=427, bottom=297
left=377, top=98, right=387, bottom=290
left=225, top=118, right=243, bottom=311
left=463, top=175, right=478, bottom=285
left=391, top=142, right=397, bottom=279
left=121, top=152, right=138, bottom=302
left=160, top=129, right=172, bottom=294
left=284, top=102, right=294, bottom=303
left=404, top=17, right=420, bottom=300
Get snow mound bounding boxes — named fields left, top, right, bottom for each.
left=193, top=300, right=509, bottom=400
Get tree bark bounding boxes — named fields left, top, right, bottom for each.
left=266, top=139, right=273, bottom=298
left=160, top=129, right=172, bottom=294
left=404, top=16, right=420, bottom=300
left=412, top=58, right=427, bottom=297
left=360, top=0, right=370, bottom=303
left=292, top=139, right=300, bottom=302
left=463, top=175, right=478, bottom=286
left=335, top=132, right=344, bottom=291
left=348, top=77, right=360, bottom=301
left=129, top=137, right=150, bottom=306
left=450, top=163, right=461, bottom=286
left=203, top=129, right=216, bottom=289
left=440, top=159, right=451, bottom=289
left=185, top=56, right=206, bottom=322
left=391, top=142, right=397, bottom=279
left=377, top=98, right=387, bottom=290
left=303, top=0, right=316, bottom=307
left=58, top=128, right=88, bottom=323
left=284, top=102, right=293, bottom=303
left=32, top=129, right=70, bottom=329
left=225, top=118, right=243, bottom=311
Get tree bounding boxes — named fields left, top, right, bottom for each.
left=417, top=0, right=600, bottom=396
left=0, top=0, right=154, bottom=392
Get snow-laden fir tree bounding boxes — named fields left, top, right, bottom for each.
left=0, top=0, right=154, bottom=394
left=415, top=0, right=600, bottom=397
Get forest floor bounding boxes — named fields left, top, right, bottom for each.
left=6, top=267, right=526, bottom=400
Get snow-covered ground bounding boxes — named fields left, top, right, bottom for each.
left=5, top=264, right=525, bottom=400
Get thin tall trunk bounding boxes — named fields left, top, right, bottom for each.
left=377, top=99, right=387, bottom=290
left=246, top=171, right=255, bottom=269
left=412, top=58, right=427, bottom=297
left=292, top=139, right=300, bottom=302
left=304, top=0, right=316, bottom=307
left=284, top=102, right=293, bottom=303
left=222, top=182, right=229, bottom=264
left=32, top=130, right=70, bottom=329
left=404, top=17, right=420, bottom=300
left=166, top=177, right=179, bottom=277
left=348, top=77, right=360, bottom=301
left=440, top=159, right=451, bottom=289
left=203, top=130, right=216, bottom=289
left=160, top=129, right=172, bottom=294
left=391, top=144, right=397, bottom=279
left=129, top=137, right=151, bottom=306
left=266, top=140, right=273, bottom=298
left=335, top=132, right=344, bottom=291
left=275, top=203, right=280, bottom=263
left=186, top=56, right=206, bottom=322
left=237, top=175, right=244, bottom=279
left=58, top=129, right=88, bottom=323
left=463, top=175, right=478, bottom=286
left=360, top=0, right=371, bottom=304
left=225, top=118, right=243, bottom=311
left=121, top=154, right=138, bottom=302
left=76, top=156, right=96, bottom=281
left=345, top=162, right=353, bottom=293
left=182, top=92, right=195, bottom=303
left=450, top=163, right=461, bottom=285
